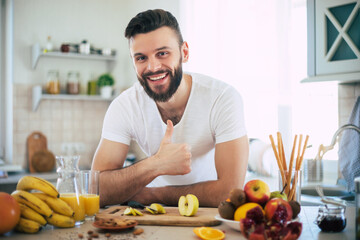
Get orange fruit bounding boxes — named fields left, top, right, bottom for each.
left=233, top=202, right=264, bottom=221
left=193, top=227, right=225, bottom=240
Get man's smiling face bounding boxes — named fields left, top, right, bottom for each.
left=129, top=26, right=186, bottom=102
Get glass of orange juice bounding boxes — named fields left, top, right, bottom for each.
left=81, top=170, right=100, bottom=220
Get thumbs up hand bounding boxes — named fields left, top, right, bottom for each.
left=154, top=120, right=192, bottom=175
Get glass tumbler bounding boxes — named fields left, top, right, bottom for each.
left=278, top=169, right=302, bottom=202
left=81, top=170, right=100, bottom=220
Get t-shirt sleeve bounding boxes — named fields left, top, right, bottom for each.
left=211, top=86, right=247, bottom=144
left=101, top=96, right=133, bottom=145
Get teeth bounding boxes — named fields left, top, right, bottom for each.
left=149, top=74, right=166, bottom=81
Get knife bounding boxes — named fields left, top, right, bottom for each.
left=127, top=200, right=158, bottom=213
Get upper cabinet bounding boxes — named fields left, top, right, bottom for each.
left=303, top=0, right=360, bottom=83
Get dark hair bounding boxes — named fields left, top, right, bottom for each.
left=125, top=9, right=183, bottom=45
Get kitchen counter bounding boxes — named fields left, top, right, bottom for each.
left=2, top=206, right=356, bottom=240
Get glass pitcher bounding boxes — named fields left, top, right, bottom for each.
left=56, top=155, right=85, bottom=225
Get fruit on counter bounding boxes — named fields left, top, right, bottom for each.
left=229, top=188, right=246, bottom=208
left=240, top=218, right=302, bottom=240
left=270, top=184, right=288, bottom=201
left=15, top=217, right=42, bottom=234
left=264, top=198, right=293, bottom=223
left=32, top=192, right=74, bottom=217
left=178, top=194, right=199, bottom=217
left=218, top=180, right=302, bottom=239
left=193, top=227, right=225, bottom=240
left=288, top=200, right=301, bottom=219
left=11, top=190, right=53, bottom=218
left=269, top=191, right=288, bottom=201
left=145, top=207, right=156, bottom=214
left=18, top=203, right=47, bottom=226
left=218, top=201, right=235, bottom=220
left=0, top=192, right=21, bottom=235
left=124, top=207, right=143, bottom=216
left=234, top=202, right=265, bottom=223
left=244, top=179, right=270, bottom=205
left=149, top=203, right=166, bottom=214
left=16, top=176, right=59, bottom=198
left=46, top=212, right=75, bottom=228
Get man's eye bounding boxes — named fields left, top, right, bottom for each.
left=157, top=52, right=168, bottom=57
left=136, top=56, right=146, bottom=61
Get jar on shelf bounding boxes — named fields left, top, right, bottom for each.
left=46, top=70, right=60, bottom=94
left=66, top=71, right=80, bottom=95
left=315, top=204, right=346, bottom=232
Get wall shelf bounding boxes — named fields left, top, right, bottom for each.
left=32, top=86, right=114, bottom=111
left=31, top=44, right=117, bottom=70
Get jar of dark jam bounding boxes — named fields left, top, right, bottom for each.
left=315, top=205, right=346, bottom=232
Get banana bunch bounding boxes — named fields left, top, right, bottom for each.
left=11, top=176, right=76, bottom=233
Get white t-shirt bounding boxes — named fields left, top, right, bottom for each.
left=102, top=72, right=246, bottom=187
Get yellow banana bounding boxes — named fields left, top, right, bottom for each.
left=32, top=193, right=74, bottom=217
left=46, top=213, right=75, bottom=228
left=19, top=203, right=47, bottom=226
left=15, top=217, right=42, bottom=233
left=16, top=176, right=59, bottom=198
left=11, top=190, right=53, bottom=218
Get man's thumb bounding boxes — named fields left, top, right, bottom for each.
left=162, top=120, right=174, bottom=144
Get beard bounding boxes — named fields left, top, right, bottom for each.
left=138, top=59, right=183, bottom=102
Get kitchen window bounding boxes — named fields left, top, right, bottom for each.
left=180, top=0, right=339, bottom=161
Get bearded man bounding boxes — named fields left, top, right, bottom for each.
left=92, top=9, right=249, bottom=207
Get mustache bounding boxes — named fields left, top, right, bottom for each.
left=142, top=69, right=171, bottom=79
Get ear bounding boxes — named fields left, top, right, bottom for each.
left=181, top=41, right=189, bottom=63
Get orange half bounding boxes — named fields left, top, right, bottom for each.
left=193, top=227, right=225, bottom=240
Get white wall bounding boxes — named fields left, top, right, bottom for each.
left=13, top=0, right=180, bottom=88
left=11, top=0, right=180, bottom=168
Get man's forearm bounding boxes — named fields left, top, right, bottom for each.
left=99, top=157, right=159, bottom=207
left=131, top=178, right=241, bottom=207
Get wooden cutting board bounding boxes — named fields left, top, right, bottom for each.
left=96, top=206, right=221, bottom=227
left=27, top=132, right=49, bottom=173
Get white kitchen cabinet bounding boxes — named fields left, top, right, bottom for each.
left=303, top=0, right=360, bottom=83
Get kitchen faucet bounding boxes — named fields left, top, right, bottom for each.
left=315, top=124, right=360, bottom=160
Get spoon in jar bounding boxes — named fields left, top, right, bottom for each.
left=315, top=185, right=346, bottom=207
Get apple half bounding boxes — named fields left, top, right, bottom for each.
left=178, top=194, right=199, bottom=217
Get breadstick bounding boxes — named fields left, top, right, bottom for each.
left=296, top=134, right=303, bottom=170
left=269, top=135, right=285, bottom=185
left=297, top=135, right=309, bottom=170
left=277, top=132, right=287, bottom=171
left=286, top=135, right=297, bottom=195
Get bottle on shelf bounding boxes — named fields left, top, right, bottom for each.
left=46, top=70, right=60, bottom=94
left=87, top=73, right=97, bottom=95
left=66, top=71, right=80, bottom=95
left=44, top=36, right=53, bottom=53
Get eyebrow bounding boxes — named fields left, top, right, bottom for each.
left=133, top=46, right=171, bottom=57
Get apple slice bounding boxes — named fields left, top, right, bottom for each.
left=149, top=203, right=166, bottom=214
left=178, top=194, right=199, bottom=217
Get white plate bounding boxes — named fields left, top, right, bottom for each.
left=214, top=214, right=241, bottom=232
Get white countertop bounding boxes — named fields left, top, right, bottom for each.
left=2, top=206, right=356, bottom=240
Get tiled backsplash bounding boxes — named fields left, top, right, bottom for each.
left=338, top=83, right=360, bottom=126
left=13, top=84, right=109, bottom=169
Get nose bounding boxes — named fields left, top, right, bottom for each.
left=147, top=57, right=161, bottom=72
